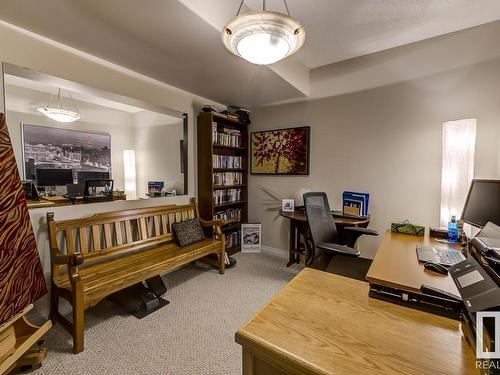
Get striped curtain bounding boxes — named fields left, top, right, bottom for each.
left=0, top=113, right=46, bottom=325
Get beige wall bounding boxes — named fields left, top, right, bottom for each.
left=249, top=58, right=500, bottom=258
left=133, top=111, right=184, bottom=197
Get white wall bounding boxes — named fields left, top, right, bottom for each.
left=133, top=111, right=184, bottom=197
left=249, top=57, right=500, bottom=259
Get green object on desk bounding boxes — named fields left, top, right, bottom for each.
left=391, top=222, right=425, bottom=236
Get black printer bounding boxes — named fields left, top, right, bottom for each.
left=449, top=222, right=500, bottom=374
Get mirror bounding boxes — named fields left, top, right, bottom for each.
left=2, top=63, right=187, bottom=208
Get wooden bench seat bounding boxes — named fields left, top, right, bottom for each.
left=52, top=238, right=222, bottom=309
left=47, top=198, right=225, bottom=353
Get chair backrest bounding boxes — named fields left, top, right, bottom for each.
left=303, top=192, right=338, bottom=248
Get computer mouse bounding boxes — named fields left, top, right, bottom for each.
left=424, top=262, right=449, bottom=275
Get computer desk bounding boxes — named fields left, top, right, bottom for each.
left=26, top=195, right=126, bottom=209
left=236, top=268, right=477, bottom=375
left=279, top=209, right=371, bottom=266
left=366, top=231, right=463, bottom=319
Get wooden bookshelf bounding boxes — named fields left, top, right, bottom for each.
left=197, top=111, right=249, bottom=255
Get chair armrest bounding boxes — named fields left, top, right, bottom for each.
left=53, top=253, right=84, bottom=266
left=344, top=227, right=379, bottom=236
left=317, top=242, right=360, bottom=257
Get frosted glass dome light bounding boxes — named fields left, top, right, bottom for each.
left=37, top=88, right=83, bottom=123
left=37, top=107, right=83, bottom=123
left=222, top=6, right=305, bottom=66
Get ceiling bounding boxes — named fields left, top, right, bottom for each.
left=243, top=0, right=500, bottom=68
left=5, top=75, right=182, bottom=127
left=5, top=74, right=145, bottom=113
left=0, top=0, right=499, bottom=107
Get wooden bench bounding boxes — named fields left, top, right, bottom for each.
left=47, top=198, right=225, bottom=354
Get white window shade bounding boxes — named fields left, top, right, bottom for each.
left=440, top=119, right=477, bottom=226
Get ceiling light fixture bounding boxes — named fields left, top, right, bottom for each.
left=222, top=0, right=305, bottom=66
left=37, top=88, right=83, bottom=123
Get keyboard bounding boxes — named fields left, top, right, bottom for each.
left=416, top=245, right=466, bottom=266
left=435, top=248, right=465, bottom=266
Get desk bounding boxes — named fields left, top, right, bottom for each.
left=279, top=209, right=370, bottom=267
left=236, top=268, right=477, bottom=375
left=366, top=231, right=462, bottom=318
left=26, top=194, right=126, bottom=209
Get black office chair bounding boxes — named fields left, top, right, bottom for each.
left=303, top=192, right=378, bottom=271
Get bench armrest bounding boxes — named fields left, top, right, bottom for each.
left=199, top=218, right=224, bottom=242
left=199, top=218, right=224, bottom=228
left=53, top=253, right=85, bottom=266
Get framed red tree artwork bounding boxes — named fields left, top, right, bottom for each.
left=251, top=126, right=310, bottom=175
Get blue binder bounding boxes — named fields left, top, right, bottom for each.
left=342, top=191, right=369, bottom=217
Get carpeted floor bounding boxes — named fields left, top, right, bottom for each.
left=33, top=252, right=302, bottom=375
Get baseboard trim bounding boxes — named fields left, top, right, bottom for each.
left=261, top=246, right=288, bottom=259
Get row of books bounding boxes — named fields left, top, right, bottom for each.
left=213, top=155, right=243, bottom=169
left=214, top=208, right=241, bottom=222
left=213, top=172, right=242, bottom=186
left=213, top=188, right=242, bottom=205
left=225, top=230, right=241, bottom=250
left=212, top=122, right=242, bottom=147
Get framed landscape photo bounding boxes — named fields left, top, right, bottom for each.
left=251, top=126, right=310, bottom=175
left=22, top=123, right=111, bottom=180
left=241, top=224, right=262, bottom=253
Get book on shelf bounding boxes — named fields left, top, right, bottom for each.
left=213, top=188, right=241, bottom=205
left=213, top=172, right=242, bottom=186
left=213, top=154, right=242, bottom=169
left=212, top=122, right=242, bottom=147
left=225, top=230, right=241, bottom=249
left=214, top=208, right=241, bottom=222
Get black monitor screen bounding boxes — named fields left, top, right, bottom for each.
left=77, top=171, right=110, bottom=184
left=461, top=180, right=500, bottom=227
left=36, top=168, right=74, bottom=187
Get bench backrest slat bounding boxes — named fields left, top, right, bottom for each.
left=47, top=200, right=199, bottom=275
left=66, top=228, right=75, bottom=255
left=79, top=227, right=88, bottom=253
left=104, top=223, right=112, bottom=248
left=124, top=220, right=133, bottom=243
left=92, top=225, right=101, bottom=251
left=115, top=222, right=123, bottom=245
left=138, top=217, right=147, bottom=240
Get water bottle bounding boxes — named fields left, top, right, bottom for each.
left=447, top=215, right=459, bottom=243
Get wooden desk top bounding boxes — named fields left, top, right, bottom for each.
left=279, top=209, right=370, bottom=226
left=366, top=231, right=461, bottom=296
left=236, top=268, right=477, bottom=375
left=26, top=195, right=126, bottom=209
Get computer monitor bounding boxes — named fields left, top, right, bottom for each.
left=77, top=171, right=110, bottom=185
left=35, top=168, right=74, bottom=187
left=461, top=179, right=500, bottom=227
